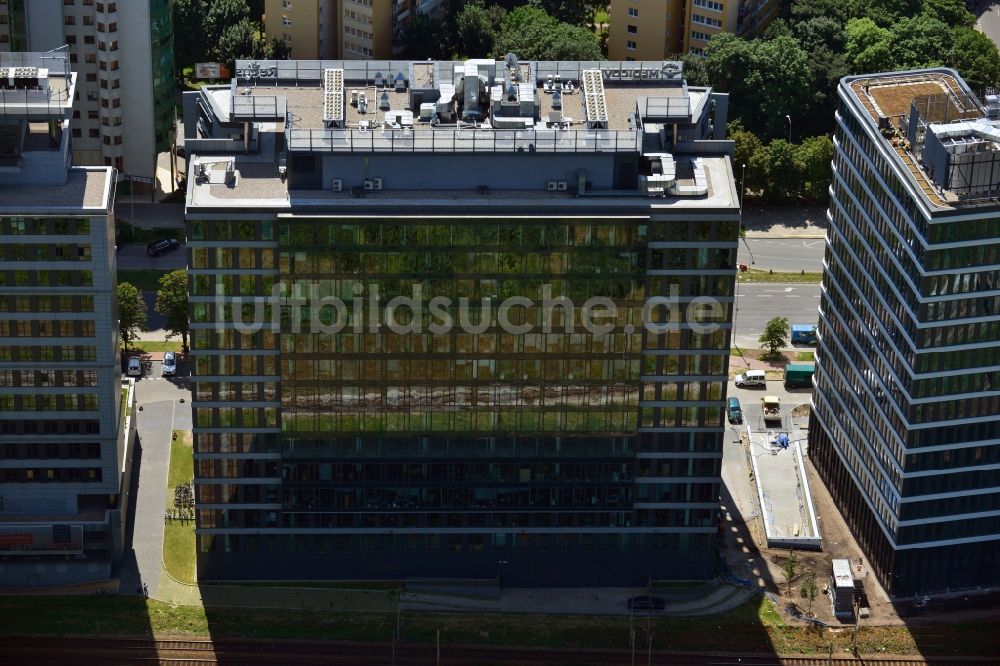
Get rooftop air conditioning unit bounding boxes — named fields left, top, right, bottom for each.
left=332, top=179, right=343, bottom=192
left=547, top=180, right=558, bottom=191
left=364, top=179, right=375, bottom=190
left=372, top=177, right=383, bottom=191
left=556, top=180, right=568, bottom=191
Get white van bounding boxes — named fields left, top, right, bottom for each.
left=734, top=369, right=766, bottom=388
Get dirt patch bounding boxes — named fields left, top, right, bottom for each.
left=791, top=404, right=811, bottom=418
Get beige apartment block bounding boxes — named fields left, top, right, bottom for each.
left=608, top=0, right=779, bottom=60
left=264, top=0, right=337, bottom=59
left=0, top=0, right=174, bottom=179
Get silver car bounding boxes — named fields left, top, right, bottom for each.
left=161, top=351, right=177, bottom=376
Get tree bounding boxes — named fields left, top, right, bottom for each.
left=921, top=0, right=974, bottom=28
left=780, top=549, right=798, bottom=596
left=269, top=37, right=292, bottom=60
left=398, top=13, right=451, bottom=60
left=751, top=139, right=801, bottom=202
left=796, top=135, right=834, bottom=202
left=155, top=270, right=191, bottom=354
left=456, top=1, right=497, bottom=58
left=759, top=316, right=789, bottom=358
left=844, top=18, right=894, bottom=72
left=800, top=570, right=819, bottom=614
left=950, top=28, right=1000, bottom=92
left=889, top=15, right=952, bottom=69
left=729, top=123, right=766, bottom=201
left=703, top=34, right=811, bottom=141
left=215, top=18, right=264, bottom=68
left=538, top=0, right=606, bottom=27
left=206, top=0, right=251, bottom=47
left=118, top=282, right=148, bottom=354
left=174, top=0, right=209, bottom=74
left=496, top=6, right=602, bottom=61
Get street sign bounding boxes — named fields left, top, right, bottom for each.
left=195, top=62, right=225, bottom=79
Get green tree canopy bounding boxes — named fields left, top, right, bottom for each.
left=760, top=316, right=790, bottom=358
left=206, top=0, right=251, bottom=47
left=398, top=13, right=451, bottom=60
left=951, top=28, right=1000, bottom=92
left=704, top=34, right=812, bottom=141
left=921, top=0, right=975, bottom=28
left=797, top=135, right=834, bottom=202
left=538, top=0, right=606, bottom=26
left=750, top=139, right=801, bottom=202
left=496, top=6, right=602, bottom=61
left=118, top=282, right=148, bottom=354
left=174, top=0, right=209, bottom=71
left=215, top=18, right=264, bottom=68
left=155, top=270, right=191, bottom=354
left=844, top=18, right=894, bottom=73
left=456, top=1, right=497, bottom=58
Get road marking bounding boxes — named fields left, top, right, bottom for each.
left=783, top=287, right=794, bottom=292
left=801, top=240, right=823, bottom=247
left=784, top=295, right=800, bottom=298
left=756, top=294, right=773, bottom=298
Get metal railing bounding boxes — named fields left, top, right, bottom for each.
left=286, top=127, right=641, bottom=154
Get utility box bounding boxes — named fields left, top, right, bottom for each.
left=830, top=559, right=855, bottom=621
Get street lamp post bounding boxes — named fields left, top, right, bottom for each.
left=786, top=114, right=792, bottom=142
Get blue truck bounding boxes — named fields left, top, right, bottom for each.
left=791, top=324, right=817, bottom=345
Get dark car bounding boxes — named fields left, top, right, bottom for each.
left=147, top=238, right=180, bottom=257
left=627, top=595, right=666, bottom=612
left=727, top=396, right=743, bottom=424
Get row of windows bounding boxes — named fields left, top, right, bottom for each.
left=0, top=217, right=90, bottom=235
left=0, top=394, right=98, bottom=412
left=0, top=440, right=102, bottom=460
left=0, top=370, right=99, bottom=388
left=193, top=431, right=719, bottom=457
left=0, top=346, right=97, bottom=362
left=1, top=244, right=91, bottom=261
left=0, top=419, right=100, bottom=435
left=0, top=270, right=93, bottom=288
left=900, top=487, right=1000, bottom=520
left=0, top=320, right=96, bottom=338
left=898, top=512, right=1000, bottom=546
left=1, top=467, right=102, bottom=483
left=197, top=531, right=714, bottom=554
left=691, top=14, right=722, bottom=27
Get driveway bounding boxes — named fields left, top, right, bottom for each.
left=117, top=359, right=193, bottom=598
left=116, top=243, right=186, bottom=270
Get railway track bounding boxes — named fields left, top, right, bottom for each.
left=0, top=636, right=986, bottom=666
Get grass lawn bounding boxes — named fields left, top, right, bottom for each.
left=129, top=341, right=183, bottom=354
left=795, top=351, right=815, bottom=362
left=163, top=431, right=196, bottom=584
left=737, top=270, right=823, bottom=284
left=1, top=594, right=997, bottom=657
left=118, top=269, right=170, bottom=292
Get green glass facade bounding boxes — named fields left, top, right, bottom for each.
left=189, top=214, right=737, bottom=584
left=149, top=0, right=175, bottom=153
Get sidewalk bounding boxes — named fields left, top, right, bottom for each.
left=742, top=205, right=828, bottom=238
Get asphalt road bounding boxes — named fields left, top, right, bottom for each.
left=736, top=237, right=826, bottom=273
left=976, top=2, right=1000, bottom=51
left=115, top=202, right=185, bottom=229
left=116, top=243, right=186, bottom=270
left=732, top=283, right=821, bottom=350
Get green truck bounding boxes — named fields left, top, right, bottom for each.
left=784, top=363, right=815, bottom=389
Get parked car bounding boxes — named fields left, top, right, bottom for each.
left=126, top=356, right=142, bottom=377
left=734, top=369, right=766, bottom=388
left=627, top=595, right=666, bottom=612
left=147, top=238, right=180, bottom=257
left=161, top=351, right=177, bottom=376
left=727, top=397, right=743, bottom=424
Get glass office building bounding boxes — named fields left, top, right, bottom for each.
left=811, top=69, right=1000, bottom=596
left=185, top=58, right=739, bottom=584
left=0, top=52, right=128, bottom=586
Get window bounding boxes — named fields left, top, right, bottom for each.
left=64, top=15, right=75, bottom=25
left=628, top=7, right=638, bottom=17
left=89, top=128, right=99, bottom=137
left=627, top=24, right=637, bottom=34
left=626, top=40, right=637, bottom=50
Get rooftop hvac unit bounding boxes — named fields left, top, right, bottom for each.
left=364, top=179, right=375, bottom=191
left=557, top=181, right=568, bottom=191
left=547, top=180, right=559, bottom=191
left=332, top=179, right=343, bottom=192
left=351, top=90, right=359, bottom=107
left=372, top=177, right=383, bottom=191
